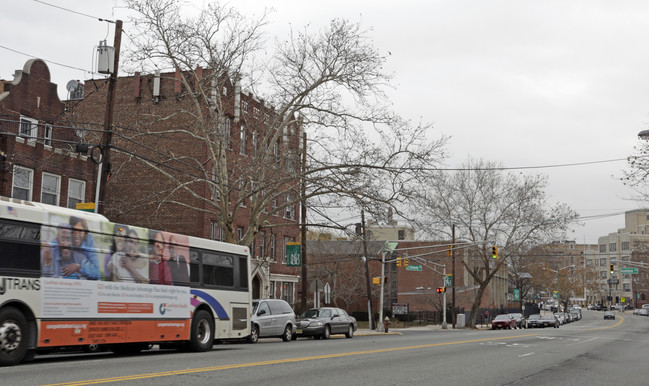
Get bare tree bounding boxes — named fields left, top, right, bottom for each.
left=111, top=0, right=448, bottom=245
left=410, top=158, right=579, bottom=327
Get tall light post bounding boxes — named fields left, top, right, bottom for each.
left=543, top=265, right=575, bottom=310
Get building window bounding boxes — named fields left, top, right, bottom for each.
left=609, top=243, right=617, bottom=252
left=398, top=230, right=405, bottom=240
left=285, top=196, right=294, bottom=219
left=252, top=131, right=258, bottom=156
left=621, top=241, right=630, bottom=251
left=220, top=116, right=231, bottom=148
left=240, top=125, right=246, bottom=155
left=12, top=166, right=33, bottom=200
left=41, top=173, right=60, bottom=205
left=599, top=258, right=606, bottom=267
left=259, top=231, right=266, bottom=258
left=623, top=283, right=631, bottom=291
left=270, top=234, right=276, bottom=261
left=281, top=282, right=294, bottom=304
left=268, top=280, right=276, bottom=298
left=19, top=116, right=38, bottom=138
left=237, top=226, right=244, bottom=242
left=599, top=244, right=606, bottom=253
left=210, top=222, right=223, bottom=241
left=282, top=236, right=293, bottom=263
left=600, top=271, right=607, bottom=279
left=44, top=124, right=53, bottom=146
left=67, top=179, right=85, bottom=208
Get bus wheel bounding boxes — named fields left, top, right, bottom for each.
left=0, top=307, right=29, bottom=367
left=188, top=310, right=214, bottom=352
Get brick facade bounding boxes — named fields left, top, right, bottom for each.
left=64, top=68, right=301, bottom=302
left=0, top=59, right=97, bottom=207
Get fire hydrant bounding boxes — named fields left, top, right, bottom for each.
left=383, top=316, right=390, bottom=333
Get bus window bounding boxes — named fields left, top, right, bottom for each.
left=0, top=220, right=40, bottom=275
left=202, top=251, right=234, bottom=287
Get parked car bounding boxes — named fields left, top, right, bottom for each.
left=527, top=314, right=543, bottom=328
left=510, top=313, right=526, bottom=328
left=491, top=314, right=517, bottom=329
left=569, top=310, right=581, bottom=321
left=604, top=311, right=616, bottom=320
left=295, top=307, right=357, bottom=339
left=248, top=299, right=297, bottom=343
left=541, top=314, right=560, bottom=328
left=638, top=308, right=649, bottom=316
left=553, top=313, right=566, bottom=325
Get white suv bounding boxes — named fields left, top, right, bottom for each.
left=248, top=299, right=297, bottom=343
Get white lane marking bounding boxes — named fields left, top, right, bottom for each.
left=518, top=352, right=535, bottom=358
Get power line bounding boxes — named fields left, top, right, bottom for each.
left=33, top=0, right=115, bottom=23
left=0, top=45, right=91, bottom=74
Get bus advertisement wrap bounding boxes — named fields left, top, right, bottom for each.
left=40, top=279, right=190, bottom=319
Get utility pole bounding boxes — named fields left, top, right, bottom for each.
left=451, top=223, right=456, bottom=329
left=300, top=132, right=308, bottom=312
left=97, top=19, right=122, bottom=214
left=361, top=209, right=374, bottom=330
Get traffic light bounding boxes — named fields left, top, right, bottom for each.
left=436, top=287, right=446, bottom=293
left=610, top=264, right=614, bottom=274
left=491, top=246, right=498, bottom=259
left=396, top=259, right=401, bottom=267
left=404, top=258, right=409, bottom=267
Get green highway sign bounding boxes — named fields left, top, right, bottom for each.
left=406, top=265, right=422, bottom=271
left=621, top=267, right=638, bottom=274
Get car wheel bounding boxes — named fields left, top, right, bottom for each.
left=248, top=325, right=259, bottom=343
left=322, top=325, right=331, bottom=340
left=0, top=307, right=29, bottom=366
left=281, top=325, right=292, bottom=342
left=345, top=325, right=354, bottom=339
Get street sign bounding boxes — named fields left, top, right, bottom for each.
left=75, top=202, right=95, bottom=212
left=406, top=265, right=422, bottom=271
left=513, top=289, right=520, bottom=301
left=444, top=275, right=452, bottom=287
left=553, top=291, right=558, bottom=299
left=392, top=303, right=409, bottom=315
left=621, top=267, right=638, bottom=274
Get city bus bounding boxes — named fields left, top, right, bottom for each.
left=0, top=196, right=251, bottom=366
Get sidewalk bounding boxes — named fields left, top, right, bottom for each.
left=355, top=323, right=486, bottom=336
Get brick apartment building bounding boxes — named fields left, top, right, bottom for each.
left=0, top=59, right=96, bottom=206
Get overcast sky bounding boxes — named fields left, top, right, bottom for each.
left=3, top=0, right=649, bottom=244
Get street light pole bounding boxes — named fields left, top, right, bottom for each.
left=378, top=248, right=386, bottom=332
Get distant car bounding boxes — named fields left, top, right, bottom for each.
left=604, top=311, right=615, bottom=320
left=527, top=314, right=543, bottom=328
left=248, top=299, right=297, bottom=343
left=510, top=313, right=526, bottom=328
left=534, top=314, right=559, bottom=328
left=295, top=307, right=357, bottom=339
left=638, top=309, right=649, bottom=316
left=569, top=311, right=581, bottom=321
left=492, top=314, right=517, bottom=329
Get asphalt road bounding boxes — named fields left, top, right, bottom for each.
left=2, top=310, right=648, bottom=385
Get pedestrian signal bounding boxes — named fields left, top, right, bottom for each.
left=436, top=287, right=446, bottom=293
left=491, top=246, right=498, bottom=259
